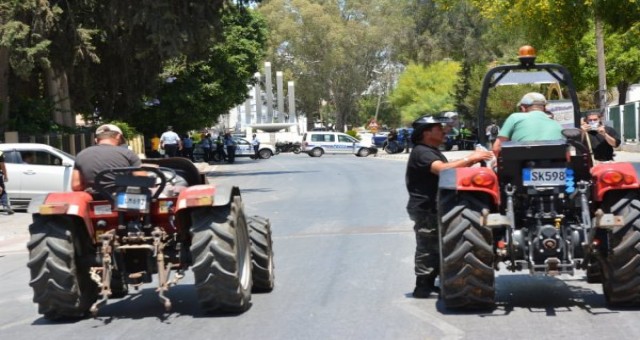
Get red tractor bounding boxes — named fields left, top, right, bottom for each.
left=437, top=46, right=640, bottom=309
left=26, top=158, right=274, bottom=319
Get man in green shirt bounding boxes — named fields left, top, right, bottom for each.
left=492, top=92, right=564, bottom=156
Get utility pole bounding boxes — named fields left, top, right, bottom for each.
left=595, top=16, right=607, bottom=111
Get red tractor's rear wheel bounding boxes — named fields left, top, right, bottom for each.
left=600, top=192, right=640, bottom=306
left=27, top=216, right=97, bottom=320
left=438, top=191, right=495, bottom=310
left=248, top=215, right=275, bottom=293
left=190, top=196, right=252, bottom=313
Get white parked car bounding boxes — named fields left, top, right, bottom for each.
left=232, top=137, right=277, bottom=159
left=0, top=143, right=75, bottom=207
left=300, top=131, right=378, bottom=157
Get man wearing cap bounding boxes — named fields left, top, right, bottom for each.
left=492, top=92, right=564, bottom=156
left=72, top=124, right=142, bottom=191
left=160, top=126, right=182, bottom=158
left=406, top=115, right=493, bottom=298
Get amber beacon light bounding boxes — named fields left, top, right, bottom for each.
left=518, top=45, right=537, bottom=66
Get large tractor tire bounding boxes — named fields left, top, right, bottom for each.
left=599, top=192, right=640, bottom=306
left=190, top=196, right=252, bottom=313
left=438, top=190, right=495, bottom=310
left=27, top=216, right=97, bottom=320
left=248, top=215, right=275, bottom=293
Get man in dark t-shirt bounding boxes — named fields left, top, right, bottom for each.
left=581, top=112, right=621, bottom=162
left=405, top=115, right=493, bottom=298
left=72, top=124, right=142, bottom=191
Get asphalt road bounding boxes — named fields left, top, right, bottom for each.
left=2, top=150, right=640, bottom=339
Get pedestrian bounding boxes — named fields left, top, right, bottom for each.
left=485, top=120, right=500, bottom=149
left=224, top=132, right=237, bottom=164
left=492, top=92, right=563, bottom=156
left=199, top=133, right=212, bottom=163
left=160, top=125, right=182, bottom=158
left=0, top=150, right=14, bottom=214
left=150, top=133, right=161, bottom=158
left=251, top=133, right=260, bottom=160
left=182, top=133, right=194, bottom=161
left=402, top=129, right=410, bottom=153
left=581, top=111, right=621, bottom=162
left=406, top=114, right=493, bottom=298
left=72, top=124, right=142, bottom=192
left=215, top=133, right=226, bottom=162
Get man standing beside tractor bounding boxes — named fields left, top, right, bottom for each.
left=405, top=115, right=493, bottom=298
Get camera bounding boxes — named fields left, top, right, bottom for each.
left=589, top=122, right=600, bottom=131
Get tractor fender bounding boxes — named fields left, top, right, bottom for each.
left=28, top=191, right=96, bottom=237
left=591, top=162, right=640, bottom=201
left=176, top=184, right=241, bottom=210
left=439, top=167, right=500, bottom=205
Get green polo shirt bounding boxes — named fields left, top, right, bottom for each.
left=498, top=110, right=564, bottom=142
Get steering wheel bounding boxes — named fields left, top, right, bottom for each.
left=93, top=166, right=175, bottom=202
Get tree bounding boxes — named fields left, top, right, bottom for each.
left=258, top=0, right=410, bottom=131
left=388, top=60, right=460, bottom=125
left=131, top=7, right=268, bottom=135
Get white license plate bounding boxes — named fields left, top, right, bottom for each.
left=116, top=193, right=148, bottom=211
left=522, top=168, right=567, bottom=186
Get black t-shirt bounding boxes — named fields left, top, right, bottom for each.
left=405, top=143, right=447, bottom=214
left=74, top=144, right=142, bottom=188
left=587, top=126, right=621, bottom=161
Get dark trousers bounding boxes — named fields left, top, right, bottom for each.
left=202, top=148, right=211, bottom=162
left=216, top=145, right=226, bottom=162
left=409, top=211, right=439, bottom=279
left=164, top=144, right=179, bottom=158
left=226, top=145, right=236, bottom=163
left=253, top=145, right=260, bottom=159
left=0, top=174, right=9, bottom=207
left=182, top=147, right=194, bottom=161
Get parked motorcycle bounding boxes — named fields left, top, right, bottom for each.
left=275, top=141, right=301, bottom=154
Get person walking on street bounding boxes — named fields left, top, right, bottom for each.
left=160, top=126, right=182, bottom=158
left=251, top=134, right=260, bottom=160
left=224, top=132, right=237, bottom=164
left=150, top=133, right=161, bottom=158
left=216, top=133, right=226, bottom=162
left=0, top=151, right=14, bottom=214
left=182, top=133, right=194, bottom=161
left=581, top=111, right=621, bottom=162
left=200, top=133, right=212, bottom=163
left=402, top=129, right=410, bottom=153
left=406, top=114, right=493, bottom=298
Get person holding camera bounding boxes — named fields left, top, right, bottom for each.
left=581, top=112, right=620, bottom=162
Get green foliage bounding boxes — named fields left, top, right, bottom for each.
left=345, top=130, right=360, bottom=139
left=389, top=61, right=461, bottom=125
left=118, top=7, right=267, bottom=136
left=103, top=120, right=139, bottom=141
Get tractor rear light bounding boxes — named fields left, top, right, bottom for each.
left=39, top=203, right=69, bottom=215
left=183, top=196, right=213, bottom=207
left=460, top=173, right=494, bottom=188
left=471, top=173, right=495, bottom=187
left=624, top=174, right=636, bottom=185
left=600, top=170, right=624, bottom=185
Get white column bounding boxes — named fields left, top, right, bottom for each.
left=254, top=73, right=262, bottom=124
left=288, top=81, right=297, bottom=132
left=264, top=62, right=274, bottom=123
left=276, top=71, right=285, bottom=123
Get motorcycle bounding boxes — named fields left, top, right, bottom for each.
left=275, top=141, right=301, bottom=154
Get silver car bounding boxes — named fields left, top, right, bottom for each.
left=0, top=143, right=75, bottom=206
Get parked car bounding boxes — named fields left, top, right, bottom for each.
left=0, top=143, right=75, bottom=207
left=232, top=137, right=277, bottom=159
left=301, top=131, right=377, bottom=157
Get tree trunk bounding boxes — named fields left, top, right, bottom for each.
left=0, top=46, right=9, bottom=132
left=618, top=81, right=629, bottom=105
left=45, top=67, right=75, bottom=128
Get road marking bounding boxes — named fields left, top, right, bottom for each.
left=395, top=300, right=466, bottom=340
